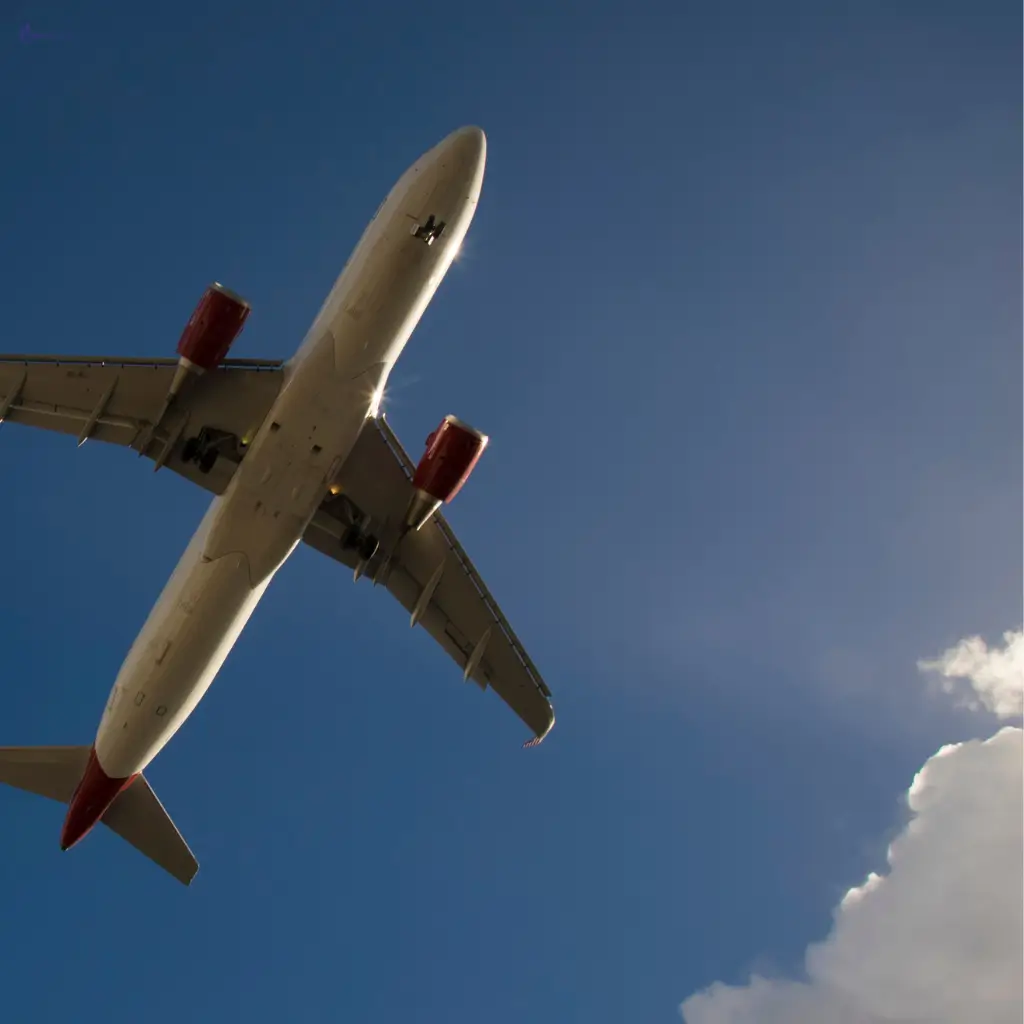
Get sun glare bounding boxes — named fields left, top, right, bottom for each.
left=367, top=381, right=387, bottom=418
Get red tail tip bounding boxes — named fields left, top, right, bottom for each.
left=60, top=749, right=135, bottom=851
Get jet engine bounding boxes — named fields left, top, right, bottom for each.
left=169, top=283, right=251, bottom=400
left=403, top=415, right=489, bottom=532
left=140, top=283, right=252, bottom=469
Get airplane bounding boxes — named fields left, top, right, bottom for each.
left=0, top=125, right=554, bottom=886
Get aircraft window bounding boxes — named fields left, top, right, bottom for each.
left=134, top=692, right=146, bottom=707
left=155, top=706, right=168, bottom=717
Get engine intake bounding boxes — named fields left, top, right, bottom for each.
left=404, top=415, right=489, bottom=531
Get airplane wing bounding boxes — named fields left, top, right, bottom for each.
left=303, top=415, right=555, bottom=747
left=0, top=354, right=284, bottom=494
left=0, top=354, right=554, bottom=744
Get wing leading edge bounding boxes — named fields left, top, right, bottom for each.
left=303, top=415, right=555, bottom=747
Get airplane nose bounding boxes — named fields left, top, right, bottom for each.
left=392, top=126, right=488, bottom=244
left=443, top=125, right=486, bottom=164
left=429, top=126, right=487, bottom=200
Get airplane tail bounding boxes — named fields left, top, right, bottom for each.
left=0, top=745, right=199, bottom=885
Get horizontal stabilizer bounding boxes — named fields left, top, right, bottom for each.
left=0, top=746, right=91, bottom=804
left=102, top=775, right=199, bottom=886
left=0, top=745, right=199, bottom=885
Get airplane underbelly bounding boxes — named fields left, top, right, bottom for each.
left=93, top=143, right=472, bottom=783
left=95, top=350, right=380, bottom=781
left=95, top=515, right=280, bottom=778
left=328, top=241, right=438, bottom=376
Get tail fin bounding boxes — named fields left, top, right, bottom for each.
left=0, top=745, right=199, bottom=885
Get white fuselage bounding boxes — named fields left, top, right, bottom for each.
left=95, top=127, right=486, bottom=779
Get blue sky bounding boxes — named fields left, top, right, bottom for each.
left=0, top=3, right=1019, bottom=1021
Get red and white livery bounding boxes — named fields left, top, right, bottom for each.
left=0, top=126, right=554, bottom=885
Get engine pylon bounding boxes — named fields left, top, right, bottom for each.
left=403, top=488, right=443, bottom=533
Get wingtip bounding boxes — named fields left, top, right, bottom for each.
left=523, top=712, right=555, bottom=749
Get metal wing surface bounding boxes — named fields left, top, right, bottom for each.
left=303, top=415, right=555, bottom=746
left=0, top=354, right=284, bottom=494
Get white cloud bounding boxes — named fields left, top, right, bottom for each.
left=918, top=629, right=1024, bottom=719
left=679, top=728, right=1023, bottom=1024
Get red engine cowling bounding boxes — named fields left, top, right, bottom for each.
left=176, top=282, right=251, bottom=372
left=404, top=415, right=489, bottom=531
